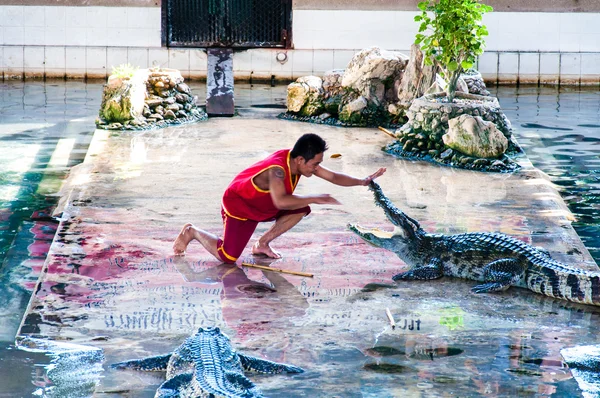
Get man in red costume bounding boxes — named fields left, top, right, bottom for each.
left=173, top=133, right=386, bottom=263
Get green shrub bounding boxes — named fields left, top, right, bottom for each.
left=111, top=63, right=139, bottom=79
left=415, top=0, right=492, bottom=101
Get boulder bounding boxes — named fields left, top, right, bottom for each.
left=443, top=114, right=508, bottom=159
left=99, top=69, right=149, bottom=123
left=341, top=47, right=408, bottom=105
left=286, top=75, right=324, bottom=116
left=339, top=96, right=368, bottom=124
left=396, top=44, right=438, bottom=109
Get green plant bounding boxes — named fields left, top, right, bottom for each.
left=415, top=0, right=492, bottom=101
left=111, top=63, right=139, bottom=79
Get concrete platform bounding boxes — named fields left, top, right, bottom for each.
left=17, top=110, right=600, bottom=396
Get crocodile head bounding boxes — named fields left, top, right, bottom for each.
left=348, top=181, right=424, bottom=262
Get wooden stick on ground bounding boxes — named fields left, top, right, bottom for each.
left=378, top=126, right=397, bottom=139
left=385, top=308, right=396, bottom=330
left=241, top=262, right=314, bottom=278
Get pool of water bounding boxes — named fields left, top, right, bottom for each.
left=0, top=81, right=598, bottom=397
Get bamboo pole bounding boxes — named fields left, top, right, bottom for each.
left=378, top=126, right=397, bottom=139
left=385, top=308, right=396, bottom=329
left=241, top=262, right=314, bottom=278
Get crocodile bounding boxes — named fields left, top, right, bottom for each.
left=111, top=327, right=303, bottom=397
left=348, top=181, right=600, bottom=307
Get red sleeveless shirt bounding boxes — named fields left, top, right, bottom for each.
left=222, top=149, right=300, bottom=221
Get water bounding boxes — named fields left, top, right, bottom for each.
left=0, top=81, right=599, bottom=397
left=493, top=86, right=600, bottom=263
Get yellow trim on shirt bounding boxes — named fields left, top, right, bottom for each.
left=250, top=165, right=285, bottom=193
left=222, top=203, right=248, bottom=221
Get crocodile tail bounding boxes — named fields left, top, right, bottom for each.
left=527, top=266, right=600, bottom=306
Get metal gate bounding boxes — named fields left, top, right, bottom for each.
left=162, top=0, right=292, bottom=48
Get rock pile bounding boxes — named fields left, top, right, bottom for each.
left=97, top=68, right=207, bottom=130
left=386, top=92, right=521, bottom=172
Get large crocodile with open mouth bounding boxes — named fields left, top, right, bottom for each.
left=349, top=181, right=600, bottom=306
left=111, top=327, right=303, bottom=397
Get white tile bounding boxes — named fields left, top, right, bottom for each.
left=107, top=47, right=128, bottom=70
left=578, top=14, right=600, bottom=35
left=3, top=6, right=24, bottom=27
left=147, top=7, right=161, bottom=27
left=0, top=46, right=3, bottom=70
left=65, top=47, right=86, bottom=69
left=559, top=33, right=581, bottom=52
left=23, top=46, right=44, bottom=68
left=127, top=8, right=150, bottom=29
left=292, top=30, right=314, bottom=50
left=560, top=53, right=581, bottom=75
left=190, top=49, right=207, bottom=71
left=539, top=53, right=560, bottom=83
left=24, top=6, right=45, bottom=27
left=45, top=7, right=66, bottom=28
left=0, top=27, right=3, bottom=45
left=45, top=46, right=65, bottom=68
left=87, top=47, right=107, bottom=69
left=105, top=28, right=125, bottom=48
left=581, top=34, right=600, bottom=53
left=498, top=52, right=519, bottom=74
left=291, top=9, right=313, bottom=33
left=168, top=48, right=189, bottom=71
left=518, top=53, right=539, bottom=75
left=233, top=50, right=252, bottom=72
left=107, top=7, right=128, bottom=28
left=123, top=28, right=148, bottom=47
left=149, top=48, right=169, bottom=68
left=559, top=13, right=583, bottom=34
left=87, top=27, right=108, bottom=46
left=332, top=50, right=356, bottom=70
left=477, top=52, right=498, bottom=80
left=4, top=27, right=24, bottom=45
left=581, top=53, right=600, bottom=79
left=87, top=7, right=107, bottom=28
left=3, top=46, right=23, bottom=67
left=65, top=27, right=86, bottom=46
left=45, top=27, right=66, bottom=46
left=65, top=7, right=88, bottom=28
left=540, top=53, right=560, bottom=74
left=312, top=50, right=333, bottom=74
left=251, top=49, right=271, bottom=74
left=538, top=13, right=561, bottom=33
left=128, top=48, right=148, bottom=68
left=23, top=27, right=45, bottom=46
left=536, top=31, right=561, bottom=52
left=292, top=49, right=312, bottom=74
left=147, top=29, right=162, bottom=47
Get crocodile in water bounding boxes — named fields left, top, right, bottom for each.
left=111, top=327, right=303, bottom=397
left=348, top=181, right=600, bottom=306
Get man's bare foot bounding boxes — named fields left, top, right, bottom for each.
left=251, top=241, right=282, bottom=259
left=173, top=223, right=194, bottom=255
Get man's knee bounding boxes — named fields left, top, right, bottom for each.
left=217, top=238, right=242, bottom=264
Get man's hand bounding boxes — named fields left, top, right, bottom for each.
left=312, top=194, right=342, bottom=205
left=361, top=167, right=386, bottom=186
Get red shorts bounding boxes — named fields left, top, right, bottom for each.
left=216, top=206, right=311, bottom=263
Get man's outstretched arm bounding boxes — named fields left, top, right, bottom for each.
left=269, top=167, right=341, bottom=210
left=314, top=166, right=386, bottom=187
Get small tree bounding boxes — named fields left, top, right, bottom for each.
left=415, top=0, right=492, bottom=102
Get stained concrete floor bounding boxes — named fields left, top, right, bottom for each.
left=15, top=107, right=600, bottom=397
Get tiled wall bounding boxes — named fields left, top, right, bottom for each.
left=1, top=6, right=599, bottom=84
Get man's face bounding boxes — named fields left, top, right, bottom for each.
left=298, top=152, right=323, bottom=177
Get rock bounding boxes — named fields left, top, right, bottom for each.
left=398, top=44, right=438, bottom=108
left=176, top=83, right=191, bottom=94
left=440, top=148, right=453, bottom=160
left=164, top=110, right=176, bottom=120
left=99, top=69, right=149, bottom=123
left=461, top=70, right=491, bottom=96
left=286, top=75, right=324, bottom=116
left=150, top=113, right=163, bottom=120
left=338, top=96, right=368, bottom=123
left=322, top=69, right=345, bottom=98
left=443, top=114, right=508, bottom=159
left=341, top=47, right=408, bottom=105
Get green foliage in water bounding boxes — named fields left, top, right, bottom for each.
left=415, top=0, right=492, bottom=101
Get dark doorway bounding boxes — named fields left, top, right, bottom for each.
left=162, top=0, right=292, bottom=48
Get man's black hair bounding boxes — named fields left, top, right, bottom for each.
left=290, top=133, right=328, bottom=161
